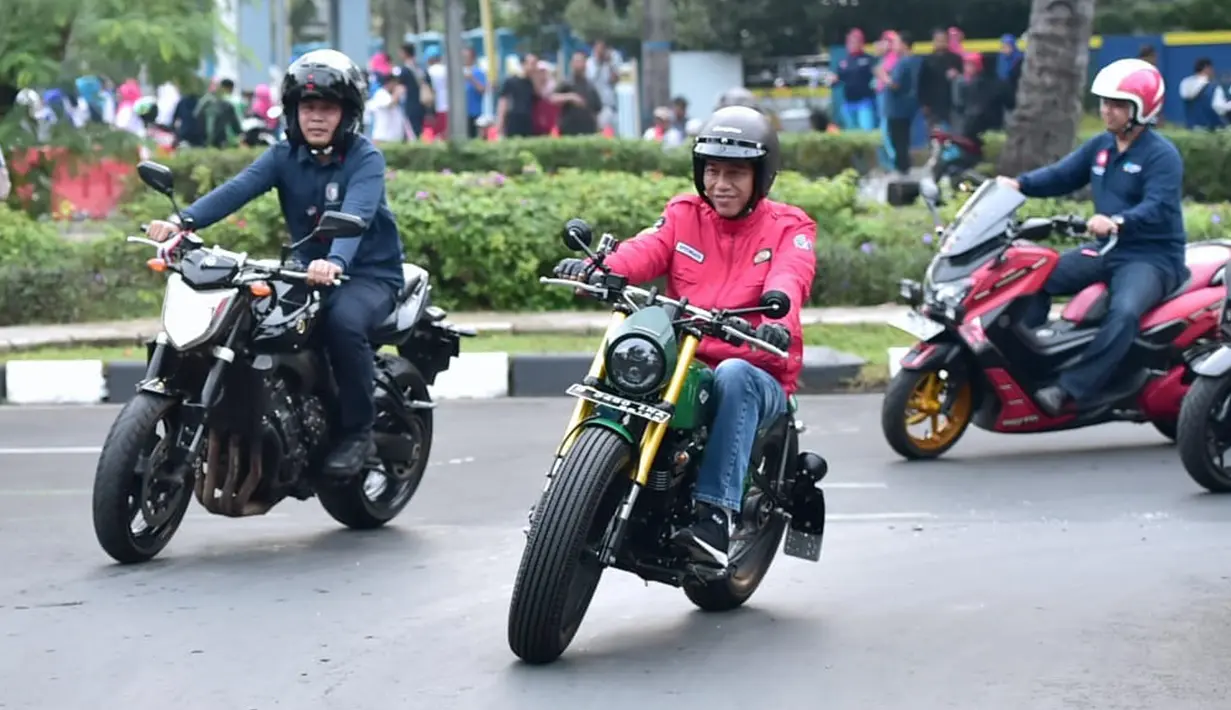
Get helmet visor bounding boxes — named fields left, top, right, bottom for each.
left=693, top=137, right=767, bottom=160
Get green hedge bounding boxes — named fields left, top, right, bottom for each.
left=151, top=128, right=1231, bottom=203
left=3, top=169, right=1225, bottom=326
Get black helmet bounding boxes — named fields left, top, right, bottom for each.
left=281, top=49, right=367, bottom=152
left=692, top=105, right=781, bottom=216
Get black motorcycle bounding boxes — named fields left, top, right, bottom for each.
left=91, top=160, right=473, bottom=564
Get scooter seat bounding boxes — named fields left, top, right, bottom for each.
left=1061, top=274, right=1193, bottom=326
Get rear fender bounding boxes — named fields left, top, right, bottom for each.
left=1193, top=345, right=1231, bottom=378
left=399, top=320, right=472, bottom=385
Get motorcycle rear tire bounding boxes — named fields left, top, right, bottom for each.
left=507, top=427, right=630, bottom=664
left=318, top=357, right=432, bottom=529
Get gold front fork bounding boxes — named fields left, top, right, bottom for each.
left=632, top=333, right=699, bottom=486
left=556, top=311, right=628, bottom=456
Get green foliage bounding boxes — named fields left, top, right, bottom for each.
left=151, top=129, right=1231, bottom=208
left=151, top=132, right=880, bottom=200
left=5, top=155, right=1230, bottom=325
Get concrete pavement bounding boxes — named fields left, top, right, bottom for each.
left=2, top=397, right=1231, bottom=709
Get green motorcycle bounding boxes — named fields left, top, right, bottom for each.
left=507, top=219, right=830, bottom=664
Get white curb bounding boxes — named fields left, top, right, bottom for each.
left=5, top=360, right=108, bottom=404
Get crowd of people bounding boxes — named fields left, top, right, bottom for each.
left=831, top=27, right=1024, bottom=175
left=371, top=38, right=694, bottom=146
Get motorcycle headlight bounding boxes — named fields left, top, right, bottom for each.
left=605, top=335, right=666, bottom=396
left=928, top=277, right=973, bottom=308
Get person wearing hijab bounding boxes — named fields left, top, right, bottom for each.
left=113, top=79, right=145, bottom=136
left=874, top=30, right=901, bottom=170
left=249, top=84, right=279, bottom=130
left=75, top=75, right=106, bottom=124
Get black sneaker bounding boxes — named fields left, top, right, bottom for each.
left=672, top=502, right=732, bottom=568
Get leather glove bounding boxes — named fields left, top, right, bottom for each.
left=553, top=257, right=589, bottom=280
left=755, top=323, right=791, bottom=351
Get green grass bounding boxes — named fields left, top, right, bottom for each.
left=0, top=323, right=915, bottom=371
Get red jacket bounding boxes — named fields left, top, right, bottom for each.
left=602, top=194, right=818, bottom=393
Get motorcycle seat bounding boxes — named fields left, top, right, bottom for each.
left=1060, top=273, right=1193, bottom=325
left=371, top=264, right=431, bottom=344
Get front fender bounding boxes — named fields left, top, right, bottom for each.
left=897, top=338, right=968, bottom=373
left=579, top=416, right=635, bottom=446
left=1193, top=345, right=1231, bottom=378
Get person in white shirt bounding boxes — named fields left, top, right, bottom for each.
left=0, top=148, right=10, bottom=202
left=367, top=73, right=411, bottom=142
left=585, top=39, right=620, bottom=131
left=425, top=46, right=449, bottom=136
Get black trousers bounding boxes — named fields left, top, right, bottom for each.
left=321, top=277, right=397, bottom=436
left=887, top=118, right=912, bottom=173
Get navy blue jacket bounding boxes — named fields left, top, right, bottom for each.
left=1016, top=130, right=1187, bottom=280
left=883, top=55, right=921, bottom=120
left=181, top=134, right=405, bottom=290
left=835, top=52, right=876, bottom=104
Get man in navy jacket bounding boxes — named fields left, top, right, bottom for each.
left=999, top=58, right=1186, bottom=416
left=147, top=50, right=406, bottom=477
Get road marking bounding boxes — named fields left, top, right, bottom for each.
left=827, top=512, right=936, bottom=521
left=0, top=446, right=102, bottom=455
left=822, top=482, right=888, bottom=489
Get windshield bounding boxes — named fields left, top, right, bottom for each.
left=939, top=180, right=1028, bottom=257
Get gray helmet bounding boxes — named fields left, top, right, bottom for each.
left=715, top=86, right=759, bottom=110
left=692, top=105, right=781, bottom=215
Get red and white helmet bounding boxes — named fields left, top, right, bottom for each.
left=1090, top=58, right=1165, bottom=124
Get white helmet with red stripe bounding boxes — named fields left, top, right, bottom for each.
left=1090, top=58, right=1165, bottom=124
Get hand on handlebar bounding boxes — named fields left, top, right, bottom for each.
left=145, top=220, right=180, bottom=242
left=1087, top=214, right=1119, bottom=237
left=755, top=323, right=791, bottom=351
left=305, top=259, right=344, bottom=286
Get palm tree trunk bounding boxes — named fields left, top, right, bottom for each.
left=996, top=0, right=1098, bottom=176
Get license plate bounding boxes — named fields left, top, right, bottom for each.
left=888, top=310, right=945, bottom=341
left=565, top=383, right=673, bottom=424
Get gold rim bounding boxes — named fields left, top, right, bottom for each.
left=903, top=372, right=972, bottom=451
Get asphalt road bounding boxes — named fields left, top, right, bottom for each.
left=2, top=396, right=1231, bottom=710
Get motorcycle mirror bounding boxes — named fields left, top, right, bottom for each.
left=136, top=161, right=175, bottom=197
left=306, top=211, right=366, bottom=244
left=759, top=290, right=791, bottom=319
left=562, top=218, right=594, bottom=251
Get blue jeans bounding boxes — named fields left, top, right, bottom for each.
left=693, top=359, right=788, bottom=512
left=1023, top=248, right=1176, bottom=403
left=842, top=98, right=876, bottom=131
left=876, top=93, right=895, bottom=170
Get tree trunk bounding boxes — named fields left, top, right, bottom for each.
left=996, top=0, right=1097, bottom=176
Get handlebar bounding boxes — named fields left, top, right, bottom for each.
left=126, top=234, right=348, bottom=287
left=539, top=276, right=790, bottom=359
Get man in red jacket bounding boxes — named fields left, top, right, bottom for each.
left=553, top=105, right=817, bottom=569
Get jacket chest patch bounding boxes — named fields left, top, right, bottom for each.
left=675, top=241, right=705, bottom=263
left=753, top=248, right=772, bottom=264
left=324, top=182, right=340, bottom=204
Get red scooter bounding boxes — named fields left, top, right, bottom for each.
left=881, top=179, right=1230, bottom=460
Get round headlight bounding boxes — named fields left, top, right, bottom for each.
left=606, top=336, right=666, bottom=395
